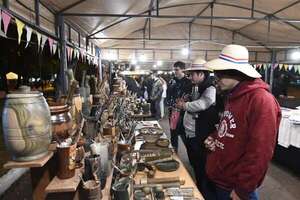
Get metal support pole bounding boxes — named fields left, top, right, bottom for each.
left=232, top=32, right=235, bottom=43
left=58, top=15, right=68, bottom=94
left=3, top=0, right=9, bottom=8
left=264, top=63, right=268, bottom=83
left=205, top=51, right=208, bottom=61
left=188, top=23, right=192, bottom=60
left=86, top=37, right=89, bottom=52
left=156, top=0, right=159, bottom=16
left=267, top=17, right=271, bottom=43
left=270, top=50, right=277, bottom=92
left=148, top=10, right=151, bottom=39
left=210, top=3, right=214, bottom=40
left=34, top=0, right=40, bottom=26
left=78, top=32, right=81, bottom=47
left=98, top=49, right=102, bottom=80
left=251, top=0, right=255, bottom=18
left=54, top=15, right=59, bottom=37
left=68, top=25, right=71, bottom=42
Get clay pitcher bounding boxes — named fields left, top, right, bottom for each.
left=2, top=86, right=52, bottom=161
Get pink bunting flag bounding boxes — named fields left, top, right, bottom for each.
left=48, top=38, right=54, bottom=54
left=67, top=46, right=72, bottom=61
left=2, top=11, right=11, bottom=35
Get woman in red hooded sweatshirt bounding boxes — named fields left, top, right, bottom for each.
left=203, top=45, right=281, bottom=200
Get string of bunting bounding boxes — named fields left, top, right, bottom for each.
left=253, top=63, right=300, bottom=74
left=0, top=8, right=99, bottom=64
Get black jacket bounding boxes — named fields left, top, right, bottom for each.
left=166, top=76, right=192, bottom=107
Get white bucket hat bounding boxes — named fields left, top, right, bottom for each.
left=184, top=57, right=211, bottom=72
left=204, top=44, right=261, bottom=78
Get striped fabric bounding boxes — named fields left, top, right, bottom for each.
left=219, top=53, right=248, bottom=64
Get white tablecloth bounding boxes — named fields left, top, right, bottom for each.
left=278, top=108, right=300, bottom=148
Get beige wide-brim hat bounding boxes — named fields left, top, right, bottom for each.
left=184, top=57, right=211, bottom=72
left=204, top=44, right=261, bottom=78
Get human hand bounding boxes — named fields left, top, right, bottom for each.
left=175, top=98, right=185, bottom=109
left=204, top=136, right=216, bottom=152
left=230, top=190, right=241, bottom=200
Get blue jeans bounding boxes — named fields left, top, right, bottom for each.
left=215, top=186, right=259, bottom=200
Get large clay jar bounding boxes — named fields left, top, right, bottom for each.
left=49, top=103, right=73, bottom=141
left=2, top=86, right=52, bottom=161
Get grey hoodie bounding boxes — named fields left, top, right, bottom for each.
left=183, top=85, right=216, bottom=138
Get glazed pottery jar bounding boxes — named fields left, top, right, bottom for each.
left=2, top=86, right=52, bottom=161
left=48, top=103, right=73, bottom=140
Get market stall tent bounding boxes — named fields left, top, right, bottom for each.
left=23, top=0, right=300, bottom=63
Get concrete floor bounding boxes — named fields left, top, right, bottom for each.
left=158, top=117, right=300, bottom=200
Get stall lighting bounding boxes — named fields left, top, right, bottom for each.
left=291, top=51, right=300, bottom=60
left=139, top=54, right=147, bottom=62
left=131, top=59, right=137, bottom=64
left=153, top=64, right=157, bottom=68
left=181, top=48, right=189, bottom=56
left=136, top=65, right=141, bottom=69
left=157, top=60, right=163, bottom=66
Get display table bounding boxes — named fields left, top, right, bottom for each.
left=133, top=113, right=152, bottom=121
left=134, top=121, right=204, bottom=200
left=275, top=107, right=300, bottom=174
left=278, top=107, right=300, bottom=148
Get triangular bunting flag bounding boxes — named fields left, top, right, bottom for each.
left=41, top=35, right=48, bottom=52
left=52, top=43, right=57, bottom=55
left=279, top=64, right=283, bottom=70
left=25, top=26, right=32, bottom=48
left=288, top=65, right=293, bottom=71
left=70, top=48, right=74, bottom=60
left=2, top=11, right=11, bottom=35
left=36, top=32, right=42, bottom=51
left=15, top=19, right=25, bottom=44
left=297, top=66, right=300, bottom=74
left=67, top=47, right=71, bottom=61
left=284, top=64, right=289, bottom=71
left=273, top=63, right=279, bottom=69
left=48, top=38, right=54, bottom=54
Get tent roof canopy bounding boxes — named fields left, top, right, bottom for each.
left=39, top=0, right=300, bottom=62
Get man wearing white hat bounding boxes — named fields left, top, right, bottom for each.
left=204, top=44, right=281, bottom=200
left=175, top=58, right=220, bottom=196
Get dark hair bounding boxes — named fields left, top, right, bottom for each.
left=174, top=61, right=186, bottom=69
left=190, top=70, right=210, bottom=78
left=215, top=70, right=255, bottom=81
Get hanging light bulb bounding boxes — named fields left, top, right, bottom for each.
left=181, top=48, right=189, bottom=56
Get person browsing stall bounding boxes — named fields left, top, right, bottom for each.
left=166, top=61, right=192, bottom=152
left=175, top=58, right=220, bottom=196
left=204, top=44, right=281, bottom=200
